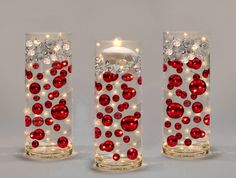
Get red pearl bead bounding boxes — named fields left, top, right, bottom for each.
left=53, top=76, right=67, bottom=88
left=204, top=114, right=210, bottom=126
left=103, top=140, right=114, bottom=152
left=192, top=102, right=203, bottom=113
left=50, top=69, right=57, bottom=76
left=121, top=83, right=128, bottom=90
left=166, top=99, right=172, bottom=106
left=25, top=70, right=33, bottom=79
left=123, top=135, right=130, bottom=143
left=166, top=103, right=184, bottom=119
left=45, top=117, right=53, bottom=126
left=33, top=63, right=39, bottom=69
left=105, top=131, right=112, bottom=138
left=52, top=61, right=62, bottom=70
left=123, top=102, right=129, bottom=109
left=25, top=115, right=31, bottom=127
left=32, top=103, right=43, bottom=114
left=68, top=65, right=72, bottom=73
left=112, top=95, right=120, bottom=102
left=174, top=123, right=182, bottom=130
left=114, top=129, right=123, bottom=137
left=62, top=60, right=68, bottom=67
left=95, top=127, right=101, bottom=139
left=117, top=104, right=124, bottom=112
left=43, top=84, right=51, bottom=90
left=164, top=121, right=171, bottom=128
left=48, top=93, right=54, bottom=100
left=57, top=136, right=69, bottom=148
left=163, top=64, right=167, bottom=72
left=32, top=117, right=44, bottom=127
left=53, top=124, right=61, bottom=131
left=60, top=70, right=67, bottom=77
left=183, top=100, right=191, bottom=107
left=106, top=84, right=113, bottom=91
left=51, top=104, right=69, bottom=120
left=32, top=140, right=39, bottom=148
left=202, top=69, right=210, bottom=78
left=105, top=106, right=113, bottom=113
left=99, top=94, right=110, bottom=106
left=193, top=116, right=201, bottom=123
left=182, top=116, right=190, bottom=124
left=103, top=72, right=114, bottom=83
left=137, top=76, right=142, bottom=85
left=122, top=87, right=136, bottom=100
left=113, top=153, right=120, bottom=161
left=96, top=112, right=103, bottom=119
left=172, top=59, right=183, bottom=68
left=59, top=99, right=66, bottom=105
left=122, top=73, right=133, bottom=82
left=53, top=90, right=59, bottom=98
left=102, top=115, right=113, bottom=126
left=36, top=73, right=43, bottom=80
left=95, top=82, right=102, bottom=91
left=29, top=83, right=41, bottom=94
left=169, top=74, right=182, bottom=87
left=134, top=112, right=141, bottom=119
left=114, top=112, right=122, bottom=119
left=127, top=148, right=138, bottom=160
left=189, top=79, right=206, bottom=95
left=33, top=129, right=45, bottom=140
left=33, top=96, right=40, bottom=101
left=175, top=132, right=182, bottom=140
left=167, top=135, right=178, bottom=147
left=121, top=116, right=138, bottom=132
left=184, top=138, right=192, bottom=146
left=190, top=127, right=202, bottom=139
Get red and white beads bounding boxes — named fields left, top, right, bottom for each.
left=95, top=70, right=142, bottom=162
left=163, top=33, right=210, bottom=150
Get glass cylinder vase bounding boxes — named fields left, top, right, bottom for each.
left=24, top=32, right=73, bottom=159
left=162, top=32, right=210, bottom=158
left=94, top=38, right=143, bottom=171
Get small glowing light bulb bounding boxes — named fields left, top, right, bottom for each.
left=96, top=42, right=101, bottom=47
left=65, top=118, right=71, bottom=123
left=45, top=34, right=50, bottom=39
left=115, top=142, right=120, bottom=146
left=43, top=78, right=48, bottom=83
left=183, top=32, right=188, bottom=37
left=132, top=105, right=137, bottom=110
left=201, top=36, right=206, bottom=41
left=41, top=91, right=46, bottom=96
left=133, top=142, right=137, bottom=146
left=135, top=48, right=140, bottom=53
left=62, top=93, right=67, bottom=98
left=185, top=129, right=189, bottom=133
left=113, top=38, right=122, bottom=47
left=168, top=92, right=173, bottom=97
left=168, top=129, right=172, bottom=133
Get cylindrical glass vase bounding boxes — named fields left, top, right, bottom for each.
left=162, top=32, right=210, bottom=158
left=24, top=32, right=73, bottom=159
left=94, top=38, right=143, bottom=171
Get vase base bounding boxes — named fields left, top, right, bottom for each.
left=25, top=144, right=72, bottom=160
left=162, top=143, right=210, bottom=159
left=95, top=156, right=142, bottom=172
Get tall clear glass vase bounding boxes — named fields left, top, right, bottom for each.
left=24, top=33, right=73, bottom=160
left=162, top=32, right=210, bottom=158
left=94, top=38, right=143, bottom=171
